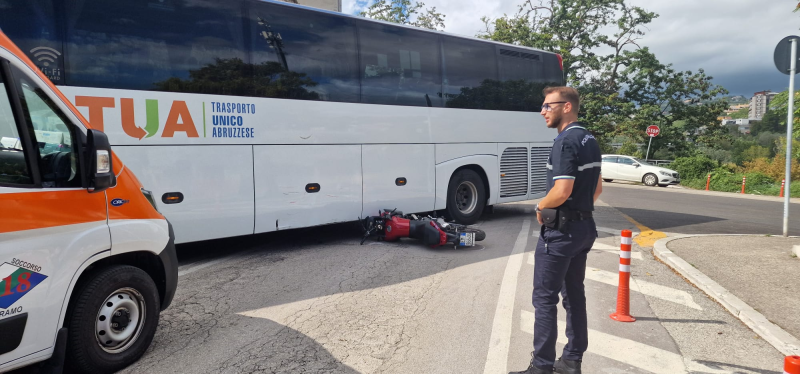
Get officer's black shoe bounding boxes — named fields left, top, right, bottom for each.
left=553, top=357, right=581, bottom=374
left=508, top=363, right=553, bottom=374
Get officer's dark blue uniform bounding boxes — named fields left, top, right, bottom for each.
left=532, top=122, right=601, bottom=368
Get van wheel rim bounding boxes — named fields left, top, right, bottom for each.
left=96, top=288, right=146, bottom=353
left=645, top=175, right=656, bottom=185
left=456, top=181, right=478, bottom=215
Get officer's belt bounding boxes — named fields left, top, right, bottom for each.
left=559, top=209, right=593, bottom=221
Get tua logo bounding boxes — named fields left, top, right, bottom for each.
left=75, top=96, right=199, bottom=139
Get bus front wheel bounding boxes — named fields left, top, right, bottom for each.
left=446, top=169, right=486, bottom=225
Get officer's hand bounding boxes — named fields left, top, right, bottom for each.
left=536, top=211, right=543, bottom=225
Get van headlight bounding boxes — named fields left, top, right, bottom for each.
left=659, top=171, right=672, bottom=177
left=141, top=188, right=160, bottom=213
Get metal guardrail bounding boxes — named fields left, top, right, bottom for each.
left=647, top=160, right=673, bottom=166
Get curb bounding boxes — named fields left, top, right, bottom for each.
left=653, top=235, right=800, bottom=356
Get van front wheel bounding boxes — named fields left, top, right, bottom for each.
left=65, top=265, right=160, bottom=374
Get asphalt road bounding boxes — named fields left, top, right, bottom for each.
left=600, top=182, right=800, bottom=235
left=10, top=187, right=789, bottom=374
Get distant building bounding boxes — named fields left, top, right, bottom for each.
left=277, top=0, right=341, bottom=11
left=749, top=91, right=777, bottom=120
left=721, top=118, right=752, bottom=134
left=724, top=103, right=749, bottom=115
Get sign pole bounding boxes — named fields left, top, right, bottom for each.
left=645, top=136, right=653, bottom=162
left=784, top=38, right=797, bottom=237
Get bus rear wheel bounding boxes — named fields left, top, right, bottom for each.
left=65, top=265, right=160, bottom=374
left=447, top=169, right=486, bottom=225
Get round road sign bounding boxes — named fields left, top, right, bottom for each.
left=774, top=35, right=800, bottom=75
left=646, top=125, right=660, bottom=137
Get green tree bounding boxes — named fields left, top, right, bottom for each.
left=360, top=0, right=446, bottom=30
left=479, top=0, right=728, bottom=157
left=728, top=107, right=748, bottom=119
left=766, top=90, right=800, bottom=137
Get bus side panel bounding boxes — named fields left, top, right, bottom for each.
left=433, top=155, right=498, bottom=211
left=362, top=144, right=435, bottom=216
left=434, top=144, right=499, bottom=209
left=111, top=146, right=255, bottom=244
left=254, top=145, right=362, bottom=233
left=429, top=108, right=553, bottom=144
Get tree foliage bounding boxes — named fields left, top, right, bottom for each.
left=479, top=0, right=729, bottom=158
left=360, top=0, right=446, bottom=30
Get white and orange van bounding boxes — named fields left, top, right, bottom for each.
left=0, top=31, right=177, bottom=373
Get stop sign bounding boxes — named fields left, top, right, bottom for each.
left=646, top=125, right=660, bottom=137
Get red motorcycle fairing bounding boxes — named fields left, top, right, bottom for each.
left=384, top=215, right=410, bottom=241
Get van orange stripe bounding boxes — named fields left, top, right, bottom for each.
left=0, top=190, right=107, bottom=234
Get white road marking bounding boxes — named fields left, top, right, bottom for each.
left=519, top=309, right=704, bottom=374
left=585, top=267, right=703, bottom=310
left=483, top=219, right=531, bottom=374
left=592, top=242, right=643, bottom=260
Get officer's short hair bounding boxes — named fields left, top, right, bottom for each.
left=543, top=86, right=580, bottom=112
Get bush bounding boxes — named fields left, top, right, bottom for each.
left=670, top=155, right=717, bottom=180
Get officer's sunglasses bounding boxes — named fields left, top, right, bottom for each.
left=541, top=102, right=568, bottom=112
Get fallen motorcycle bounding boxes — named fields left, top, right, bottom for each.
left=360, top=209, right=486, bottom=248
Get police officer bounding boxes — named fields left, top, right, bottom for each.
left=510, top=86, right=602, bottom=374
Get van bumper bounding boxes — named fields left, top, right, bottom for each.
left=158, top=221, right=178, bottom=310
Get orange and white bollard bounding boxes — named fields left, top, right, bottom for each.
left=705, top=174, right=711, bottom=191
left=741, top=176, right=747, bottom=194
left=785, top=355, right=800, bottom=374
left=610, top=230, right=635, bottom=322
left=781, top=179, right=786, bottom=198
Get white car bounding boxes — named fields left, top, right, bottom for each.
left=600, top=154, right=680, bottom=187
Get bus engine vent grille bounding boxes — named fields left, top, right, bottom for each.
left=530, top=147, right=550, bottom=195
left=500, top=147, right=529, bottom=198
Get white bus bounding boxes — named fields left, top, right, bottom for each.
left=1, top=0, right=563, bottom=244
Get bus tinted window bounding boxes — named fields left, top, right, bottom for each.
left=65, top=0, right=245, bottom=94
left=248, top=1, right=359, bottom=102
left=0, top=0, right=64, bottom=84
left=495, top=48, right=563, bottom=112
left=442, top=37, right=498, bottom=110
left=358, top=22, right=442, bottom=107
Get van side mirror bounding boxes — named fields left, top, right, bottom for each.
left=86, top=129, right=116, bottom=193
left=632, top=163, right=640, bottom=167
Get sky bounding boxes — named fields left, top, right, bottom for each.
left=342, top=0, right=800, bottom=98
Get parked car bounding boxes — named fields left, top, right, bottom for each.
left=600, top=154, right=680, bottom=187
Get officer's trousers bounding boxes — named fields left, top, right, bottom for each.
left=532, top=219, right=596, bottom=367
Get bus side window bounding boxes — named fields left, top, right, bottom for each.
left=14, top=68, right=80, bottom=188
left=0, top=69, right=33, bottom=185
left=358, top=21, right=442, bottom=108
left=442, top=37, right=498, bottom=110
left=0, top=0, right=64, bottom=85
left=248, top=2, right=360, bottom=103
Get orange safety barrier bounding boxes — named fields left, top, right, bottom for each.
left=610, top=229, right=636, bottom=322
left=741, top=176, right=747, bottom=194
left=785, top=356, right=800, bottom=374
left=706, top=174, right=711, bottom=191
left=781, top=179, right=786, bottom=198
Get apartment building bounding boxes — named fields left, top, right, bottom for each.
left=749, top=91, right=777, bottom=120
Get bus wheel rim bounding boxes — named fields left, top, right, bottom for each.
left=456, top=181, right=478, bottom=215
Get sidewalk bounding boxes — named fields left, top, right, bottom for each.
left=607, top=181, right=800, bottom=204
left=656, top=235, right=800, bottom=356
